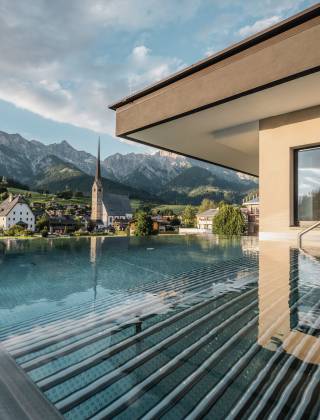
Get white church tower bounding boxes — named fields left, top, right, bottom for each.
left=91, top=138, right=104, bottom=224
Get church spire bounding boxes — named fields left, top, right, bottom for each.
left=95, top=137, right=101, bottom=181
left=91, top=137, right=103, bottom=223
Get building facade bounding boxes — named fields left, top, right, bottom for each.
left=48, top=216, right=77, bottom=234
left=0, top=194, right=35, bottom=232
left=196, top=208, right=218, bottom=231
left=242, top=196, right=259, bottom=235
left=110, top=5, right=320, bottom=242
left=91, top=139, right=133, bottom=228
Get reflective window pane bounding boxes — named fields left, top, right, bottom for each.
left=296, top=147, right=320, bottom=222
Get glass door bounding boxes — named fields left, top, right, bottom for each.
left=295, top=146, right=320, bottom=224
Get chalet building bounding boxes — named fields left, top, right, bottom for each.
left=48, top=216, right=78, bottom=234
left=242, top=196, right=259, bottom=235
left=196, top=208, right=219, bottom=231
left=151, top=215, right=177, bottom=232
left=0, top=194, right=35, bottom=231
left=242, top=195, right=259, bottom=215
left=91, top=139, right=133, bottom=228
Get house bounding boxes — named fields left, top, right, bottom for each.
left=112, top=217, right=130, bottom=231
left=32, top=207, right=46, bottom=220
left=31, top=201, right=45, bottom=209
left=151, top=216, right=178, bottom=232
left=48, top=216, right=78, bottom=234
left=109, top=4, right=320, bottom=242
left=91, top=139, right=133, bottom=228
left=242, top=195, right=259, bottom=235
left=196, top=209, right=218, bottom=231
left=242, top=195, right=259, bottom=215
left=0, top=194, right=35, bottom=232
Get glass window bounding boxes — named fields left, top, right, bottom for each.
left=295, top=147, right=320, bottom=223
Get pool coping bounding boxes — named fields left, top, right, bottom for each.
left=0, top=346, right=62, bottom=420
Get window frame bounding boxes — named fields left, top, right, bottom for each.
left=294, top=145, right=320, bottom=226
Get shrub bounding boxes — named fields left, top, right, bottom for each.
left=74, top=191, right=84, bottom=198
left=198, top=198, right=216, bottom=213
left=41, top=227, right=49, bottom=238
left=56, top=190, right=73, bottom=199
left=213, top=204, right=246, bottom=235
left=134, top=211, right=153, bottom=236
left=74, top=230, right=89, bottom=236
left=182, top=205, right=196, bottom=227
left=0, top=192, right=9, bottom=201
left=36, top=214, right=50, bottom=231
left=5, top=225, right=27, bottom=237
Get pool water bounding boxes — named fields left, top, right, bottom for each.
left=0, top=236, right=319, bottom=419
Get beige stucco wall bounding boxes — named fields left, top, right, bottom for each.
left=259, top=105, right=320, bottom=239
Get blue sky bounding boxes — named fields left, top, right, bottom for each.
left=0, top=0, right=316, bottom=158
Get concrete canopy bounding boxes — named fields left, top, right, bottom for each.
left=109, top=5, right=320, bottom=176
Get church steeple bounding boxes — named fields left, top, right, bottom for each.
left=91, top=137, right=103, bottom=223
left=95, top=137, right=101, bottom=181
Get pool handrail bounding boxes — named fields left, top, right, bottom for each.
left=297, top=220, right=320, bottom=248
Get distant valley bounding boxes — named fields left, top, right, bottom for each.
left=0, top=131, right=258, bottom=204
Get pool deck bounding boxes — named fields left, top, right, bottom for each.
left=0, top=346, right=62, bottom=420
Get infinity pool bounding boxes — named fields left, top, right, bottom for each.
left=0, top=236, right=319, bottom=419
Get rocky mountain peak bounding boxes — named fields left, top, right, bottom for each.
left=0, top=130, right=258, bottom=204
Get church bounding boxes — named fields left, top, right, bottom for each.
left=91, top=139, right=133, bottom=228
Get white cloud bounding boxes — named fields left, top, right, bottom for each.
left=131, top=45, right=151, bottom=62
left=204, top=48, right=216, bottom=58
left=0, top=0, right=312, bottom=139
left=127, top=45, right=185, bottom=94
left=0, top=1, right=192, bottom=136
left=200, top=0, right=308, bottom=59
left=238, top=15, right=282, bottom=38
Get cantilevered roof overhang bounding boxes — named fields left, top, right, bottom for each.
left=109, top=4, right=320, bottom=176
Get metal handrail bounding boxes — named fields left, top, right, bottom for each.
left=297, top=221, right=320, bottom=248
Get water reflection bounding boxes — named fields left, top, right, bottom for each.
left=90, top=236, right=103, bottom=302
left=258, top=241, right=320, bottom=365
left=1, top=236, right=320, bottom=418
left=0, top=235, right=248, bottom=318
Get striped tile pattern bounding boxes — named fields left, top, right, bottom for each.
left=1, top=252, right=320, bottom=420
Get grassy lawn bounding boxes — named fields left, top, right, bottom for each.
left=151, top=204, right=196, bottom=215
left=8, top=187, right=91, bottom=205
left=132, top=202, right=199, bottom=215
left=5, top=188, right=196, bottom=215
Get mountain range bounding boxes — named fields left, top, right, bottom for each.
left=0, top=131, right=258, bottom=204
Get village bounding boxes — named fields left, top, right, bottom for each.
left=0, top=139, right=259, bottom=238
left=0, top=141, right=259, bottom=238
left=0, top=179, right=259, bottom=239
